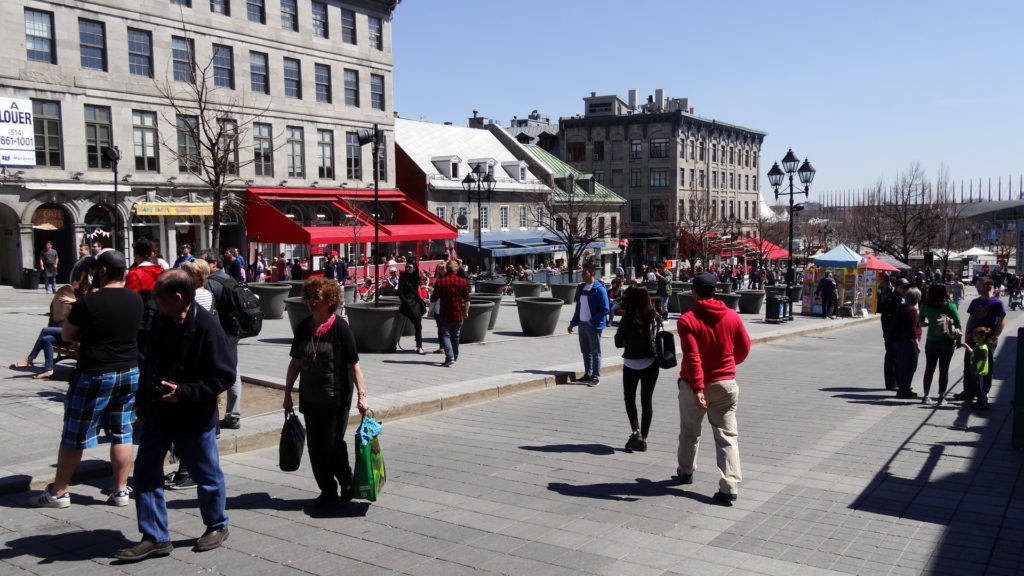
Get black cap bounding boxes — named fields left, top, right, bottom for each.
left=96, top=249, right=127, bottom=271
left=692, top=272, right=718, bottom=290
left=133, top=239, right=153, bottom=257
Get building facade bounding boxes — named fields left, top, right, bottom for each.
left=0, top=0, right=398, bottom=284
left=560, top=89, right=766, bottom=266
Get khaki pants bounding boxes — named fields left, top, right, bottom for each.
left=677, top=379, right=741, bottom=495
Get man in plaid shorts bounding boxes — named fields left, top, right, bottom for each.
left=29, top=249, right=143, bottom=509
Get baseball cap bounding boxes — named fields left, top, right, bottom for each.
left=96, top=249, right=127, bottom=271
left=692, top=272, right=718, bottom=290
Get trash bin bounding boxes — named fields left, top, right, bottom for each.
left=22, top=268, right=39, bottom=290
left=765, top=294, right=788, bottom=324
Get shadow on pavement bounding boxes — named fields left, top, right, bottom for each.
left=0, top=528, right=127, bottom=563
left=520, top=443, right=615, bottom=455
left=547, top=478, right=686, bottom=501
left=303, top=500, right=370, bottom=518
left=821, top=386, right=929, bottom=407
left=256, top=338, right=293, bottom=345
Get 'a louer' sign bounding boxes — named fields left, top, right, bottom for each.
left=0, top=98, right=36, bottom=167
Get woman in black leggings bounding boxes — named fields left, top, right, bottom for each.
left=614, top=285, right=661, bottom=452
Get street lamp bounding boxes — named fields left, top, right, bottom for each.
left=461, top=164, right=496, bottom=275
left=104, top=146, right=121, bottom=252
left=356, top=124, right=383, bottom=305
left=767, top=149, right=815, bottom=289
left=817, top=224, right=834, bottom=251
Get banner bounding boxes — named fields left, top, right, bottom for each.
left=135, top=203, right=214, bottom=216
left=0, top=98, right=35, bottom=166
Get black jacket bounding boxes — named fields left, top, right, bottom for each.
left=397, top=271, right=424, bottom=318
left=139, top=304, right=236, bottom=432
left=614, top=310, right=658, bottom=360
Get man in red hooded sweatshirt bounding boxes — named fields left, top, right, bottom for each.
left=675, top=272, right=750, bottom=506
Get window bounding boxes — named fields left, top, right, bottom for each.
left=368, top=16, right=383, bottom=50
left=286, top=127, right=304, bottom=177
left=176, top=115, right=199, bottom=173
left=690, top=140, right=695, bottom=160
left=650, top=138, right=669, bottom=159
left=589, top=141, right=604, bottom=162
left=593, top=170, right=604, bottom=184
left=79, top=19, right=106, bottom=71
left=375, top=143, right=387, bottom=181
left=171, top=0, right=192, bottom=5
left=25, top=9, right=56, bottom=64
left=312, top=1, right=328, bottom=37
left=598, top=217, right=605, bottom=237
left=744, top=149, right=750, bottom=167
left=312, top=63, right=332, bottom=103
left=650, top=169, right=668, bottom=187
left=744, top=201, right=750, bottom=220
left=132, top=111, right=158, bottom=171
left=479, top=206, right=490, bottom=230
left=218, top=119, right=239, bottom=175
left=649, top=199, right=668, bottom=222
left=84, top=105, right=112, bottom=169
left=699, top=170, right=705, bottom=187
left=172, top=36, right=194, bottom=82
left=629, top=139, right=641, bottom=160
left=566, top=142, right=586, bottom=162
left=729, top=172, right=734, bottom=190
left=679, top=168, right=685, bottom=187
left=720, top=145, right=725, bottom=162
left=212, top=44, right=233, bottom=88
left=341, top=9, right=356, bottom=44
left=721, top=172, right=726, bottom=190
left=250, top=52, right=269, bottom=94
left=729, top=147, right=734, bottom=164
left=536, top=206, right=545, bottom=228
left=630, top=168, right=641, bottom=187
left=745, top=174, right=749, bottom=190
left=711, top=145, right=717, bottom=163
left=33, top=100, right=62, bottom=167
left=127, top=28, right=152, bottom=77
left=611, top=169, right=623, bottom=187
left=699, top=141, right=705, bottom=161
left=345, top=132, right=361, bottom=179
left=630, top=199, right=642, bottom=223
left=210, top=0, right=229, bottom=15
left=752, top=175, right=757, bottom=190
left=500, top=206, right=509, bottom=229
left=554, top=217, right=563, bottom=232
left=519, top=205, right=528, bottom=228
left=253, top=122, right=273, bottom=176
left=283, top=58, right=302, bottom=98
left=247, top=0, right=265, bottom=23
left=610, top=216, right=617, bottom=238
left=435, top=206, right=446, bottom=222
left=689, top=169, right=694, bottom=186
left=317, top=129, right=334, bottom=179
left=343, top=69, right=359, bottom=106
left=281, top=0, right=298, bottom=31
left=370, top=74, right=385, bottom=111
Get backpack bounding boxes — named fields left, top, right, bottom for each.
left=654, top=319, right=677, bottom=369
left=934, top=312, right=961, bottom=341
left=208, top=274, right=264, bottom=339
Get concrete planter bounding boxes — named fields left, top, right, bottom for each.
left=736, top=290, right=766, bottom=314
left=516, top=297, right=563, bottom=336
left=345, top=302, right=402, bottom=353
left=475, top=280, right=507, bottom=295
left=674, top=291, right=696, bottom=315
left=787, top=285, right=804, bottom=306
left=377, top=296, right=414, bottom=336
left=460, top=300, right=495, bottom=344
left=248, top=283, right=291, bottom=320
left=668, top=290, right=683, bottom=313
left=470, top=294, right=503, bottom=330
left=284, top=297, right=310, bottom=335
left=716, top=282, right=734, bottom=294
left=512, top=281, right=543, bottom=298
left=548, top=282, right=578, bottom=305
left=715, top=292, right=741, bottom=311
left=343, top=283, right=356, bottom=303
left=279, top=280, right=306, bottom=298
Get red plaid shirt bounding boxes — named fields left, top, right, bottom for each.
left=431, top=272, right=469, bottom=322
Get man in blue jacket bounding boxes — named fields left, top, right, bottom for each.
left=568, top=262, right=610, bottom=386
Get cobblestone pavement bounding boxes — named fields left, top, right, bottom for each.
left=1, top=286, right=1022, bottom=575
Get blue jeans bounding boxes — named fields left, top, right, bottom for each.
left=134, top=426, right=227, bottom=542
left=658, top=294, right=670, bottom=313
left=578, top=323, right=602, bottom=380
left=29, top=326, right=64, bottom=370
left=438, top=319, right=463, bottom=362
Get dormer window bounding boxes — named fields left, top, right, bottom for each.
left=502, top=160, right=526, bottom=182
left=430, top=154, right=462, bottom=179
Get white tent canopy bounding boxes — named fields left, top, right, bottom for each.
left=960, top=247, right=994, bottom=257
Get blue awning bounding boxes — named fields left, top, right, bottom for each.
left=456, top=231, right=602, bottom=258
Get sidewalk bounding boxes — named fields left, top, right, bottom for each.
left=0, top=285, right=873, bottom=493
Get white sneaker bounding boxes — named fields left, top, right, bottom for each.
left=107, top=486, right=133, bottom=507
left=29, top=484, right=70, bottom=509
left=921, top=396, right=930, bottom=404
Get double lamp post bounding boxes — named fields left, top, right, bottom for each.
left=767, top=149, right=815, bottom=291
left=462, top=165, right=495, bottom=274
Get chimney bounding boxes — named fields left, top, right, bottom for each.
left=655, top=89, right=664, bottom=111
left=468, top=111, right=489, bottom=129
left=590, top=91, right=596, bottom=97
left=628, top=89, right=637, bottom=109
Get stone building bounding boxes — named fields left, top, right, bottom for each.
left=0, top=0, right=398, bottom=284
left=560, top=88, right=766, bottom=266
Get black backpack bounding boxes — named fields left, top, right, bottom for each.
left=208, top=275, right=264, bottom=339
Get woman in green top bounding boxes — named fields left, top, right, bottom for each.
left=918, top=283, right=962, bottom=405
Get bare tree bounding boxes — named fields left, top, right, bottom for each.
left=855, top=163, right=941, bottom=263
left=931, top=164, right=966, bottom=276
left=156, top=30, right=271, bottom=250
left=747, top=215, right=789, bottom=270
left=677, top=186, right=720, bottom=269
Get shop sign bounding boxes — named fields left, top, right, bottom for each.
left=135, top=203, right=214, bottom=216
left=31, top=208, right=65, bottom=230
left=0, top=97, right=35, bottom=166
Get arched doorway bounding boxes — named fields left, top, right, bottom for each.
left=0, top=202, right=21, bottom=284
left=31, top=203, right=75, bottom=283
left=83, top=204, right=115, bottom=250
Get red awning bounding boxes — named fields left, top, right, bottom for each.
left=859, top=253, right=900, bottom=272
left=245, top=188, right=457, bottom=245
left=736, top=237, right=789, bottom=260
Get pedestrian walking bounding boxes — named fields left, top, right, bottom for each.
left=918, top=283, right=961, bottom=405
left=115, top=269, right=235, bottom=562
left=655, top=263, right=671, bottom=317
left=29, top=249, right=142, bottom=509
left=614, top=285, right=661, bottom=452
left=675, top=272, right=750, bottom=506
left=398, top=261, right=427, bottom=355
left=172, top=244, right=195, bottom=268
left=879, top=278, right=910, bottom=390
left=568, top=262, right=609, bottom=386
left=283, top=277, right=370, bottom=508
left=430, top=259, right=470, bottom=367
left=39, top=240, right=59, bottom=293
left=956, top=278, right=1005, bottom=408
left=892, top=287, right=922, bottom=399
left=948, top=277, right=965, bottom=307
left=816, top=271, right=838, bottom=319
left=69, top=243, right=90, bottom=284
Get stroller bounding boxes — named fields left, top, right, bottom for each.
left=1009, top=289, right=1022, bottom=311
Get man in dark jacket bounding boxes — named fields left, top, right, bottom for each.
left=879, top=278, right=909, bottom=390
left=675, top=272, right=751, bottom=506
left=115, top=269, right=236, bottom=562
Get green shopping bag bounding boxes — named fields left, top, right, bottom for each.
left=350, top=414, right=385, bottom=501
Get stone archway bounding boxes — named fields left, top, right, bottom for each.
left=0, top=202, right=21, bottom=284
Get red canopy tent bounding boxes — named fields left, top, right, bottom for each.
left=736, top=237, right=789, bottom=260
left=859, top=253, right=900, bottom=272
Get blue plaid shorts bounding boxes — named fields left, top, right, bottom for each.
left=61, top=367, right=139, bottom=450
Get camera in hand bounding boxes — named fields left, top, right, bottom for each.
left=151, top=379, right=174, bottom=395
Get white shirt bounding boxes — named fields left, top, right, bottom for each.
left=579, top=282, right=595, bottom=323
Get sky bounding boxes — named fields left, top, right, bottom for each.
left=392, top=0, right=1024, bottom=203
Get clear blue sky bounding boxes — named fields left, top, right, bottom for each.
left=393, top=0, right=1024, bottom=202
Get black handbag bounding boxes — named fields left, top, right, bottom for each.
left=655, top=322, right=677, bottom=369
left=278, top=411, right=306, bottom=472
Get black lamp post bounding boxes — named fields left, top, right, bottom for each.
left=767, top=149, right=815, bottom=289
left=356, top=124, right=382, bottom=305
left=104, top=146, right=121, bottom=251
left=461, top=164, right=496, bottom=275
